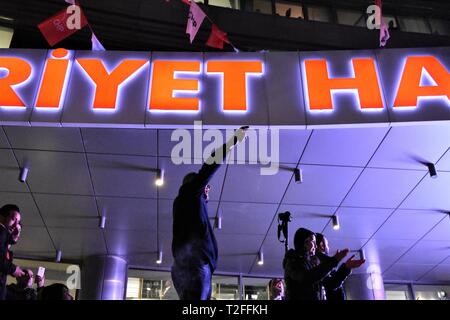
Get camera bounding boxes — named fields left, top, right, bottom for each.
left=278, top=211, right=291, bottom=223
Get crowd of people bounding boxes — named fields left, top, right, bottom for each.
left=0, top=204, right=73, bottom=300
left=2, top=126, right=364, bottom=301
left=171, top=126, right=365, bottom=301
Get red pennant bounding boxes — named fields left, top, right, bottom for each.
left=38, top=6, right=88, bottom=46
left=206, top=24, right=229, bottom=49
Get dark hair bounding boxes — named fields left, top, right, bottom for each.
left=39, top=283, right=71, bottom=300
left=315, top=233, right=325, bottom=246
left=0, top=204, right=20, bottom=218
left=293, top=228, right=315, bottom=252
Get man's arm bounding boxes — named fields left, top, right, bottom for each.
left=190, top=127, right=248, bottom=194
left=285, top=257, right=338, bottom=285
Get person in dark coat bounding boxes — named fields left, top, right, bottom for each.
left=283, top=228, right=349, bottom=300
left=6, top=223, right=45, bottom=300
left=315, top=233, right=365, bottom=301
left=171, top=127, right=248, bottom=300
left=0, top=204, right=25, bottom=300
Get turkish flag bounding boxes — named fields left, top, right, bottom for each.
left=38, top=6, right=88, bottom=46
left=206, top=24, right=229, bottom=49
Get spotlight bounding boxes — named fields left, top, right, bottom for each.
left=155, top=169, right=164, bottom=186
left=55, top=249, right=62, bottom=263
left=332, top=215, right=340, bottom=230
left=19, top=165, right=29, bottom=183
left=294, top=168, right=303, bottom=184
left=257, top=251, right=264, bottom=266
left=215, top=216, right=222, bottom=230
left=427, top=163, right=437, bottom=179
left=156, top=250, right=163, bottom=264
left=99, top=215, right=106, bottom=229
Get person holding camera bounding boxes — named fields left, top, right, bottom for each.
left=171, top=126, right=248, bottom=300
left=283, top=227, right=349, bottom=300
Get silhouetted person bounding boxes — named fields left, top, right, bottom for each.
left=5, top=222, right=44, bottom=300
left=315, top=233, right=365, bottom=301
left=39, top=283, right=73, bottom=300
left=171, top=127, right=248, bottom=300
left=0, top=204, right=25, bottom=300
left=285, top=8, right=292, bottom=17
left=283, top=228, right=348, bottom=300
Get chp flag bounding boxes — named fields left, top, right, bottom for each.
left=38, top=5, right=88, bottom=46
left=186, top=1, right=207, bottom=43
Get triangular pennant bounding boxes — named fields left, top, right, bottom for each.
left=186, top=1, right=206, bottom=43
left=206, top=24, right=229, bottom=49
left=379, top=20, right=390, bottom=47
left=38, top=6, right=88, bottom=46
left=91, top=32, right=106, bottom=51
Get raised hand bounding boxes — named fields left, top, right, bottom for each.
left=333, top=248, right=349, bottom=262
left=344, top=255, right=365, bottom=269
left=12, top=266, right=25, bottom=278
left=235, top=126, right=249, bottom=143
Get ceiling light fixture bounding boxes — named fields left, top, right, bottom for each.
left=99, top=215, right=106, bottom=229
left=257, top=251, right=264, bottom=266
left=155, top=169, right=164, bottom=186
left=426, top=163, right=438, bottom=179
left=332, top=215, right=340, bottom=230
left=156, top=250, right=163, bottom=264
left=294, top=168, right=303, bottom=184
left=55, top=249, right=62, bottom=263
left=19, top=165, right=29, bottom=183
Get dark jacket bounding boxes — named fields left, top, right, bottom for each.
left=0, top=225, right=16, bottom=300
left=6, top=284, right=38, bottom=300
left=317, top=251, right=351, bottom=301
left=283, top=249, right=338, bottom=300
left=172, top=144, right=227, bottom=272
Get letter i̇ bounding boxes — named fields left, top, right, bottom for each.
left=35, top=48, right=70, bottom=109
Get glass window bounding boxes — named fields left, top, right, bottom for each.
left=429, top=18, right=450, bottom=36
left=126, top=277, right=141, bottom=299
left=307, top=5, right=333, bottom=23
left=414, top=285, right=450, bottom=300
left=384, top=284, right=412, bottom=300
left=250, top=0, right=273, bottom=15
left=398, top=16, right=431, bottom=34
left=275, top=1, right=304, bottom=19
left=337, top=9, right=366, bottom=27
left=7, top=258, right=79, bottom=299
left=0, top=25, right=13, bottom=48
left=209, top=0, right=240, bottom=10
left=212, top=275, right=239, bottom=300
left=243, top=277, right=271, bottom=300
left=127, top=270, right=177, bottom=300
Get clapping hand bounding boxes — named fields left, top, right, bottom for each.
left=344, top=255, right=366, bottom=269
left=333, top=248, right=349, bottom=262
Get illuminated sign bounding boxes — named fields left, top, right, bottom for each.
left=0, top=48, right=448, bottom=128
